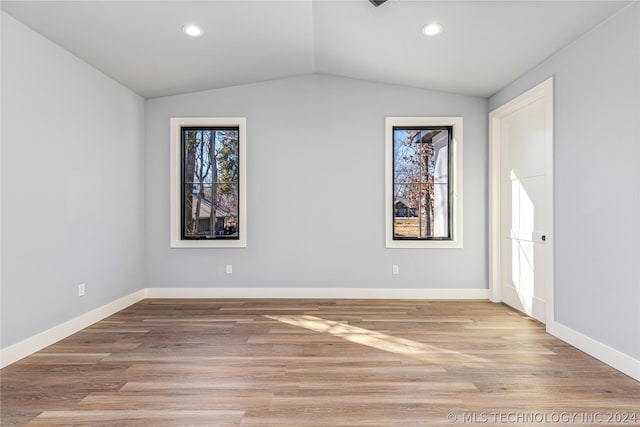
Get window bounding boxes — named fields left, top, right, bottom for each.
left=385, top=117, right=463, bottom=248
left=170, top=117, right=246, bottom=248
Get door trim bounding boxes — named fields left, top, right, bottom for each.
left=489, top=77, right=554, bottom=327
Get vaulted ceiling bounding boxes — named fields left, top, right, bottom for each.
left=1, top=0, right=631, bottom=99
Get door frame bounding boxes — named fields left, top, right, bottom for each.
left=489, top=77, right=555, bottom=328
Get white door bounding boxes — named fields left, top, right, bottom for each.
left=490, top=79, right=553, bottom=324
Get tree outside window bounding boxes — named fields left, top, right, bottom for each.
left=393, top=126, right=451, bottom=240
left=385, top=117, right=463, bottom=249
left=170, top=117, right=246, bottom=249
left=181, top=127, right=239, bottom=240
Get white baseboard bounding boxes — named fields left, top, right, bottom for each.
left=0, top=289, right=145, bottom=368
left=144, top=287, right=490, bottom=300
left=550, top=321, right=640, bottom=381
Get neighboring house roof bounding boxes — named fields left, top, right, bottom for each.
left=191, top=196, right=235, bottom=220
left=395, top=197, right=411, bottom=207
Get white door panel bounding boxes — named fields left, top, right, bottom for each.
left=490, top=78, right=553, bottom=326
left=500, top=98, right=547, bottom=322
left=505, top=99, right=546, bottom=178
left=518, top=175, right=545, bottom=236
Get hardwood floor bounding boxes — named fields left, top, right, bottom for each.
left=2, top=299, right=639, bottom=426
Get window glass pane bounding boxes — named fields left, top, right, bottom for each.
left=181, top=127, right=240, bottom=240
left=393, top=127, right=451, bottom=240
left=393, top=183, right=420, bottom=238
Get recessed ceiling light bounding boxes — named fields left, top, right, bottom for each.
left=182, top=24, right=202, bottom=37
left=422, top=23, right=443, bottom=37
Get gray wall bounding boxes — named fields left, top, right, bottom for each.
left=0, top=12, right=146, bottom=348
left=145, top=75, right=488, bottom=290
left=490, top=4, right=640, bottom=359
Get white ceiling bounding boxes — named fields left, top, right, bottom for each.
left=1, top=0, right=631, bottom=99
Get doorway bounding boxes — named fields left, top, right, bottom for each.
left=489, top=78, right=554, bottom=325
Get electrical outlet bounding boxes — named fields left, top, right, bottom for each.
left=392, top=265, right=399, bottom=275
left=78, top=283, right=86, bottom=297
left=225, top=264, right=233, bottom=275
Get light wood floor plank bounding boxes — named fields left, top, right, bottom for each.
left=2, top=299, right=639, bottom=426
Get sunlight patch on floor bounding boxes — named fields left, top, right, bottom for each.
left=265, top=314, right=488, bottom=364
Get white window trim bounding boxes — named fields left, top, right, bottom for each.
left=170, top=117, right=247, bottom=248
left=385, top=117, right=463, bottom=249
